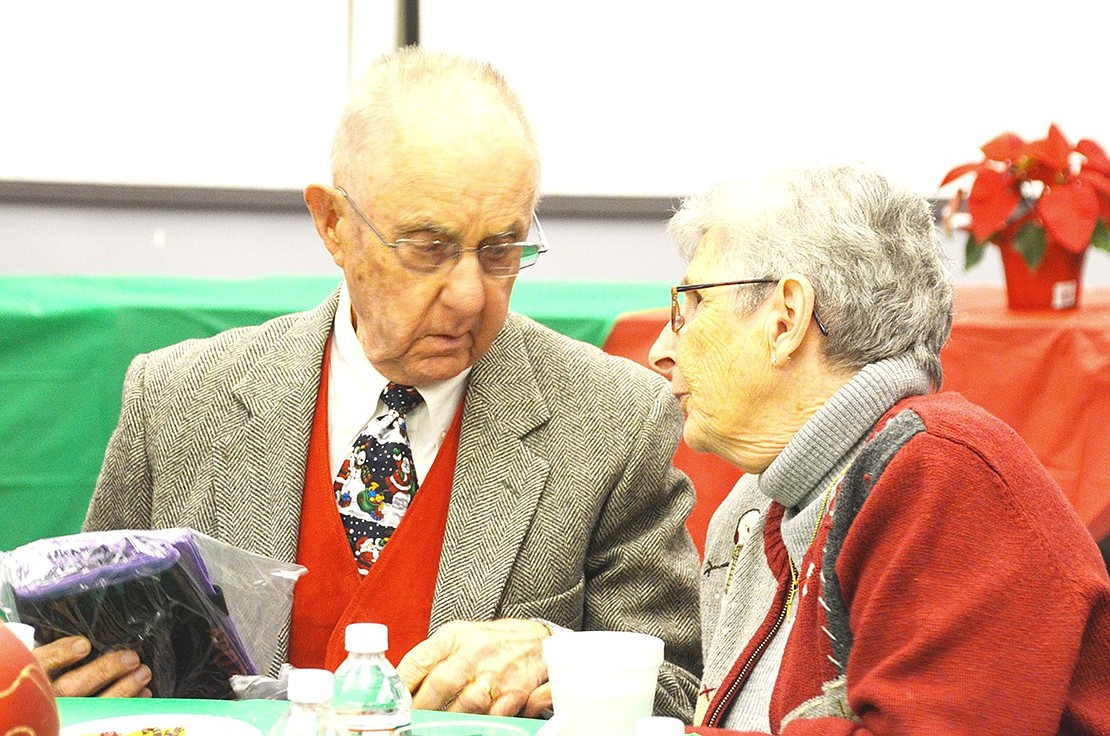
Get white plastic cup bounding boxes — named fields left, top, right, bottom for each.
left=635, top=716, right=686, bottom=736
left=541, top=631, right=664, bottom=736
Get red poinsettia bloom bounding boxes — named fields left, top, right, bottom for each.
left=940, top=123, right=1110, bottom=269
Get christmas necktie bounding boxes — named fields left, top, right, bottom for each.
left=333, top=383, right=423, bottom=575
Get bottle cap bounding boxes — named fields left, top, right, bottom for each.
left=634, top=716, right=686, bottom=736
left=287, top=668, right=335, bottom=704
left=345, top=622, right=388, bottom=654
left=5, top=622, right=36, bottom=652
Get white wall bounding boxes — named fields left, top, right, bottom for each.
left=2, top=0, right=1110, bottom=286
left=423, top=0, right=1110, bottom=198
left=4, top=0, right=1109, bottom=198
left=0, top=0, right=357, bottom=189
left=7, top=196, right=1107, bottom=287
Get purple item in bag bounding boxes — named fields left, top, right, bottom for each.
left=7, top=530, right=256, bottom=699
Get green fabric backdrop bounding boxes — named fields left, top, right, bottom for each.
left=0, top=276, right=669, bottom=550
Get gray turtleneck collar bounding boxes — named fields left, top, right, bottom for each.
left=759, top=354, right=932, bottom=512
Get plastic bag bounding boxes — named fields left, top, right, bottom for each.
left=230, top=662, right=294, bottom=700
left=0, top=528, right=305, bottom=699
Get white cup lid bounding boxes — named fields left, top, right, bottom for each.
left=345, top=622, right=389, bottom=653
left=287, top=668, right=335, bottom=703
left=542, top=630, right=665, bottom=671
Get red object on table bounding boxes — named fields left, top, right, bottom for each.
left=602, top=288, right=1110, bottom=550
left=999, top=239, right=1087, bottom=310
left=942, top=286, right=1110, bottom=540
left=0, top=625, right=60, bottom=736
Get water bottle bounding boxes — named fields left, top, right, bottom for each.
left=333, top=623, right=412, bottom=735
left=268, top=668, right=345, bottom=736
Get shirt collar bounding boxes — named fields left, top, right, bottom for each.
left=333, top=279, right=470, bottom=434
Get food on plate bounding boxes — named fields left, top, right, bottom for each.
left=91, top=728, right=185, bottom=736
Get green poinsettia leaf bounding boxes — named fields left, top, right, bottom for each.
left=1092, top=221, right=1110, bottom=254
left=964, top=231, right=986, bottom=269
left=1012, top=224, right=1046, bottom=270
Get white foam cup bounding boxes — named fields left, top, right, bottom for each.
left=541, top=630, right=664, bottom=736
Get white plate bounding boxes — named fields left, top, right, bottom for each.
left=62, top=713, right=263, bottom=736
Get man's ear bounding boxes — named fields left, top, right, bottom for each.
left=304, top=184, right=344, bottom=266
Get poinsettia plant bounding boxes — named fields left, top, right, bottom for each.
left=940, top=123, right=1110, bottom=270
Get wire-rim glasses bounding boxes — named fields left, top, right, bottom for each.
left=670, top=279, right=830, bottom=335
left=336, top=186, right=548, bottom=277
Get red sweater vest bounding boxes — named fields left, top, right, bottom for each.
left=289, top=346, right=463, bottom=670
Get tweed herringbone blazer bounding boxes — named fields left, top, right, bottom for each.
left=84, top=289, right=702, bottom=717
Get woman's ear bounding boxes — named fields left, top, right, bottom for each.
left=304, top=184, right=345, bottom=265
left=766, top=274, right=818, bottom=363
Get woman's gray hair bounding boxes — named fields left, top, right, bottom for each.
left=669, top=164, right=953, bottom=388
left=331, top=47, right=538, bottom=190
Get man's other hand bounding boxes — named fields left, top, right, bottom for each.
left=33, top=636, right=152, bottom=697
left=397, top=619, right=552, bottom=717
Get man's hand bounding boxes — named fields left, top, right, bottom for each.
left=33, top=636, right=152, bottom=697
left=397, top=619, right=552, bottom=717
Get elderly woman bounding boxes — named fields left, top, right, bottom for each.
left=649, top=164, right=1110, bottom=735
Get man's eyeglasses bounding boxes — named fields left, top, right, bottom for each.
left=670, top=279, right=830, bottom=335
left=337, top=186, right=548, bottom=278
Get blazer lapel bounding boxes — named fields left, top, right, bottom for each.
left=210, top=290, right=338, bottom=564
left=431, top=314, right=552, bottom=628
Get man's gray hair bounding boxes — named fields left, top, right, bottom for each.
left=668, top=164, right=953, bottom=388
left=330, top=47, right=538, bottom=188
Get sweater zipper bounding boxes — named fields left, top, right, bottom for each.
left=707, top=466, right=847, bottom=727
left=707, top=583, right=793, bottom=726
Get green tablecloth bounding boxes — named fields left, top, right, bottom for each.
left=57, top=697, right=544, bottom=733
left=0, top=275, right=669, bottom=550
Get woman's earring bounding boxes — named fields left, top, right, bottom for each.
left=770, top=350, right=777, bottom=366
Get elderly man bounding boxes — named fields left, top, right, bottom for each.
left=37, top=48, right=701, bottom=718
left=648, top=164, right=1110, bottom=734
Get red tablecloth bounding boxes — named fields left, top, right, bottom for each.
left=602, top=287, right=1110, bottom=549
left=942, top=286, right=1110, bottom=540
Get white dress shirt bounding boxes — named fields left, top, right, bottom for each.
left=327, top=280, right=469, bottom=482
